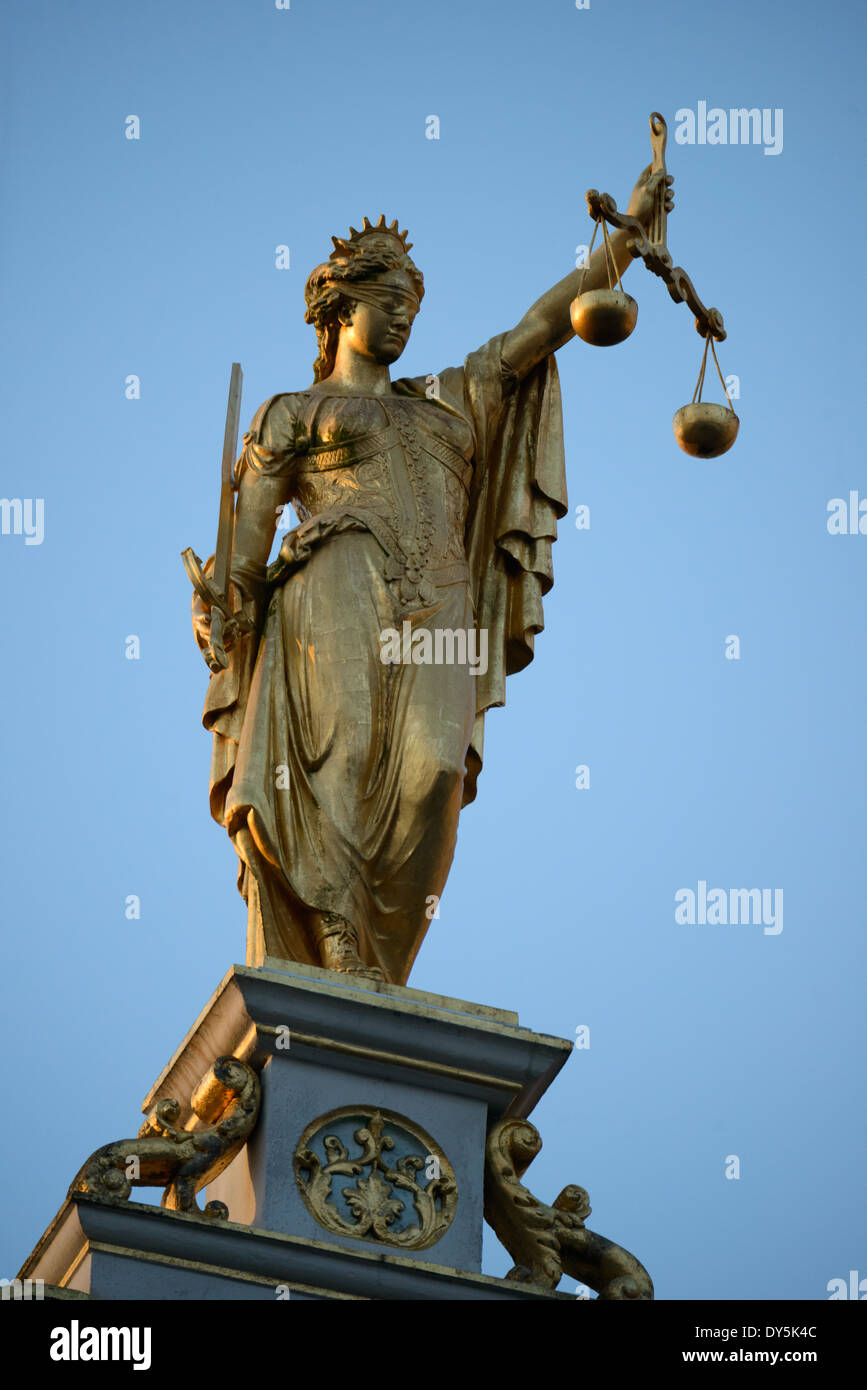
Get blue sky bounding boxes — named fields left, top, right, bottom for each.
left=2, top=0, right=865, bottom=1299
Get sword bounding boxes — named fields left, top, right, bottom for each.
left=182, top=363, right=253, bottom=673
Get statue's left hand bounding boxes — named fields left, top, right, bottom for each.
left=625, top=165, right=674, bottom=232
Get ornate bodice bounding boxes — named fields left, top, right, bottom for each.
left=244, top=390, right=477, bottom=606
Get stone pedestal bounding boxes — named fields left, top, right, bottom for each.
left=20, top=961, right=578, bottom=1301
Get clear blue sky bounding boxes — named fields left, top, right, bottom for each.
left=2, top=0, right=865, bottom=1300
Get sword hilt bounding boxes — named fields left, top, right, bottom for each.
left=181, top=547, right=254, bottom=673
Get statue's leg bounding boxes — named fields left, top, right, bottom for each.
left=366, top=577, right=477, bottom=982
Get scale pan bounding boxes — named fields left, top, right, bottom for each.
left=570, top=289, right=637, bottom=347
left=673, top=403, right=739, bottom=458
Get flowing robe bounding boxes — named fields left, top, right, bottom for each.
left=199, top=333, right=567, bottom=984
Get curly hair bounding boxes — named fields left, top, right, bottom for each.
left=304, top=242, right=425, bottom=382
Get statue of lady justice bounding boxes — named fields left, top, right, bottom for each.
left=192, top=166, right=673, bottom=985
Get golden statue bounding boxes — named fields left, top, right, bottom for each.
left=188, top=163, right=674, bottom=986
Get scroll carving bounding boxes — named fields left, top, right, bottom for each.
left=484, top=1118, right=653, bottom=1300
left=69, top=1055, right=261, bottom=1219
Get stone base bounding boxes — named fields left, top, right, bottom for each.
left=20, top=961, right=576, bottom=1301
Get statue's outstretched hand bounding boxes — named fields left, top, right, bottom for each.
left=625, top=165, right=674, bottom=232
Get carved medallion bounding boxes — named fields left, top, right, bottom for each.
left=294, top=1106, right=457, bottom=1250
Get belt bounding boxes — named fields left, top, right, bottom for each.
left=268, top=506, right=470, bottom=601
left=339, top=508, right=469, bottom=587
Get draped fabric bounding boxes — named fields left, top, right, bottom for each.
left=395, top=334, right=569, bottom=803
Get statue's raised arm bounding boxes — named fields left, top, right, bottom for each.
left=501, top=166, right=673, bottom=379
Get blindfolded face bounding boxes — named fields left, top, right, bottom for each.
left=338, top=270, right=420, bottom=365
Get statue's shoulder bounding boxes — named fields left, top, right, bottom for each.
left=247, top=391, right=308, bottom=432
left=245, top=391, right=313, bottom=451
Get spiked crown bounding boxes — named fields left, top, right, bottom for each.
left=330, top=214, right=413, bottom=261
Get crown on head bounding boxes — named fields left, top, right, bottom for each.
left=330, top=214, right=413, bottom=260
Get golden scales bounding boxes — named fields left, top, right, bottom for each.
left=570, top=111, right=739, bottom=459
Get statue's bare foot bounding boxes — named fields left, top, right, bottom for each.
left=313, top=913, right=384, bottom=981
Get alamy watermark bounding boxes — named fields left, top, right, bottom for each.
left=0, top=498, right=44, bottom=545
left=50, top=1321, right=151, bottom=1370
left=675, top=881, right=783, bottom=935
left=827, top=492, right=867, bottom=534
left=380, top=623, right=488, bottom=676
left=674, top=103, right=783, bottom=156
left=1, top=1277, right=44, bottom=1300
left=827, top=1270, right=867, bottom=1299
